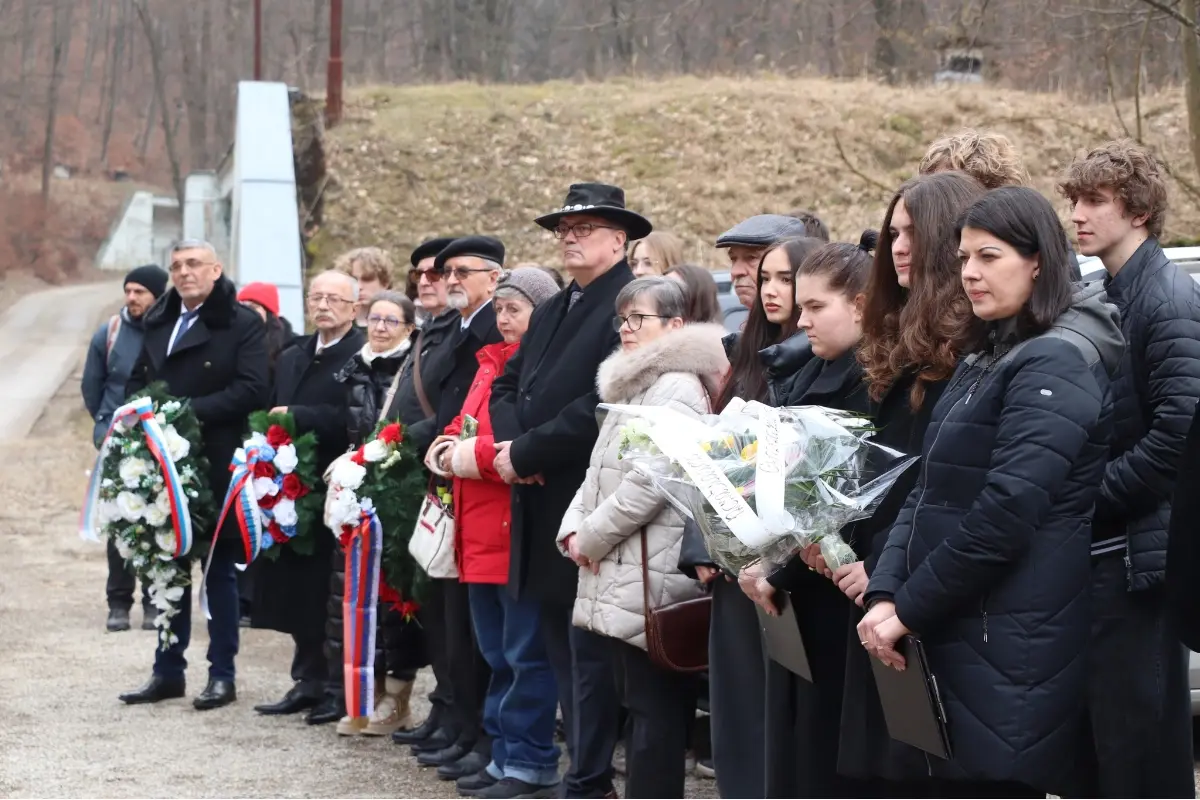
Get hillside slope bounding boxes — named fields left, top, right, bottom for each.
left=318, top=76, right=1200, bottom=269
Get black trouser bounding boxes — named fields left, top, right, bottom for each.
left=708, top=577, right=767, bottom=799
left=106, top=538, right=149, bottom=612
left=541, top=600, right=619, bottom=798
left=237, top=561, right=257, bottom=618
left=425, top=578, right=490, bottom=748
left=613, top=638, right=696, bottom=799
left=292, top=631, right=327, bottom=699
left=1079, top=555, right=1194, bottom=798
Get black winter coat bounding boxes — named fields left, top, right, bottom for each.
left=866, top=325, right=1113, bottom=792
left=384, top=309, right=460, bottom=456
left=490, top=262, right=630, bottom=604
left=759, top=349, right=873, bottom=798
left=1098, top=239, right=1200, bottom=591
left=127, top=276, right=269, bottom=542
left=761, top=331, right=815, bottom=407
left=251, top=329, right=364, bottom=637
left=338, top=343, right=410, bottom=447
left=430, top=303, right=502, bottom=452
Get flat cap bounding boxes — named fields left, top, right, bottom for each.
left=434, top=235, right=506, bottom=271
left=410, top=236, right=458, bottom=267
left=715, top=214, right=813, bottom=249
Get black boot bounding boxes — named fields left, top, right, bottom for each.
left=119, top=674, right=185, bottom=704
left=392, top=713, right=441, bottom=745
left=106, top=608, right=131, bottom=632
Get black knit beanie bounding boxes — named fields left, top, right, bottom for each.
left=124, top=264, right=169, bottom=298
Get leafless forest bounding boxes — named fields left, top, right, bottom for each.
left=0, top=0, right=1196, bottom=277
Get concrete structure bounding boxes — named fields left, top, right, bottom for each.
left=94, top=81, right=306, bottom=332
left=94, top=191, right=182, bottom=273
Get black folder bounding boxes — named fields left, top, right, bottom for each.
left=755, top=591, right=812, bottom=681
left=869, top=635, right=952, bottom=760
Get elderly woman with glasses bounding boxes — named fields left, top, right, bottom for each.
left=325, top=289, right=419, bottom=737
left=555, top=277, right=729, bottom=798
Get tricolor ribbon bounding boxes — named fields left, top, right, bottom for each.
left=343, top=510, right=382, bottom=720
left=80, top=396, right=193, bottom=559
left=198, top=443, right=268, bottom=620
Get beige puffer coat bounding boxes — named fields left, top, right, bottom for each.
left=557, top=323, right=729, bottom=649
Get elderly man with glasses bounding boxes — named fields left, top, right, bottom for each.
left=252, top=269, right=366, bottom=725
left=119, top=239, right=269, bottom=711
left=490, top=182, right=650, bottom=799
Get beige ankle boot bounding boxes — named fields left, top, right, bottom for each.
left=362, top=677, right=414, bottom=736
left=335, top=714, right=368, bottom=736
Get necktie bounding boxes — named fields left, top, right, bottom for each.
left=169, top=309, right=199, bottom=355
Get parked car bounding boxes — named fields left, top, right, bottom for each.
left=711, top=270, right=747, bottom=333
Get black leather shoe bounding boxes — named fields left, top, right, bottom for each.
left=141, top=607, right=157, bottom=631
left=254, top=686, right=320, bottom=715
left=106, top=608, right=131, bottom=632
left=438, top=750, right=490, bottom=781
left=457, top=768, right=499, bottom=797
left=418, top=742, right=470, bottom=767
left=119, top=674, right=185, bottom=704
left=392, top=715, right=440, bottom=745
left=193, top=679, right=236, bottom=710
left=305, top=695, right=344, bottom=725
left=410, top=727, right=456, bottom=754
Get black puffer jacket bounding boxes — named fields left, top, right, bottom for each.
left=760, top=331, right=815, bottom=407
left=337, top=341, right=412, bottom=446
left=1097, top=238, right=1200, bottom=591
left=866, top=295, right=1121, bottom=792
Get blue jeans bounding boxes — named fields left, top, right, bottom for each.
left=154, top=538, right=240, bottom=681
left=468, top=583, right=560, bottom=786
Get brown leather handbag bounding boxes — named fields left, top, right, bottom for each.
left=640, top=530, right=712, bottom=673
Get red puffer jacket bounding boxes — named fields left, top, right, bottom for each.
left=442, top=341, right=518, bottom=584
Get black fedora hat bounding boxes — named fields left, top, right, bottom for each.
left=534, top=183, right=653, bottom=241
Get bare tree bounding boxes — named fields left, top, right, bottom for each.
left=41, top=0, right=75, bottom=205
left=134, top=0, right=185, bottom=207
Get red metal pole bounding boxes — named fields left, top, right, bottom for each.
left=253, top=0, right=262, bottom=80
left=326, top=0, right=343, bottom=127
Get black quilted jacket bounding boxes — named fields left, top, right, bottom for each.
left=866, top=304, right=1119, bottom=792
left=1096, top=239, right=1200, bottom=590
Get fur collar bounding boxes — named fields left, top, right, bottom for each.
left=143, top=275, right=239, bottom=330
left=598, top=323, right=729, bottom=403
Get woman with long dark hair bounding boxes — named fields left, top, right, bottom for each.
left=700, top=235, right=821, bottom=799
left=860, top=186, right=1120, bottom=796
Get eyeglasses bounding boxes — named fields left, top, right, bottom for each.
left=553, top=223, right=618, bottom=240
left=169, top=258, right=214, bottom=273
left=445, top=266, right=495, bottom=280
left=408, top=267, right=444, bottom=285
left=613, top=313, right=670, bottom=332
left=306, top=293, right=355, bottom=307
left=367, top=314, right=407, bottom=329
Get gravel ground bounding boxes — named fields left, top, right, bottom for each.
left=0, top=294, right=721, bottom=798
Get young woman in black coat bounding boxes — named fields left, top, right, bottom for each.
left=738, top=234, right=878, bottom=798
left=700, top=236, right=823, bottom=799
left=860, top=188, right=1121, bottom=796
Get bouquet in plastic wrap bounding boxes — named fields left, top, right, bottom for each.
left=608, top=398, right=917, bottom=574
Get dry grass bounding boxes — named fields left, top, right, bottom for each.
left=318, top=75, right=1200, bottom=269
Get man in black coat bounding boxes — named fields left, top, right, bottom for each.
left=119, top=239, right=269, bottom=710
left=408, top=236, right=504, bottom=778
left=1060, top=141, right=1200, bottom=796
left=490, top=183, right=648, bottom=799
left=251, top=270, right=364, bottom=722
left=385, top=237, right=477, bottom=754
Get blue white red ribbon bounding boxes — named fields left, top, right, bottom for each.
left=343, top=510, right=382, bottom=720
left=198, top=442, right=269, bottom=620
left=80, top=396, right=193, bottom=559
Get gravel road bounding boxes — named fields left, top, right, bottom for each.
left=0, top=285, right=719, bottom=798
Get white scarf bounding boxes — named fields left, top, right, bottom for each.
left=359, top=338, right=411, bottom=366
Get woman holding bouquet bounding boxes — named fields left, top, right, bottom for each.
left=557, top=276, right=728, bottom=798
left=859, top=187, right=1121, bottom=796
left=737, top=234, right=879, bottom=797
left=424, top=267, right=564, bottom=797
left=328, top=290, right=420, bottom=736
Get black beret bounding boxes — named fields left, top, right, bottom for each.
left=433, top=235, right=506, bottom=271
left=409, top=236, right=458, bottom=267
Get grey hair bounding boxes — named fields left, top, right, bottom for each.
left=171, top=238, right=218, bottom=261
left=312, top=269, right=360, bottom=300
left=367, top=290, right=416, bottom=324
left=480, top=258, right=503, bottom=273
left=615, top=276, right=686, bottom=320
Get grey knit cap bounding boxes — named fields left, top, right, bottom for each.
left=496, top=266, right=561, bottom=307
left=715, top=214, right=813, bottom=248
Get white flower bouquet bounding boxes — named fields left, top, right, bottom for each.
left=82, top=383, right=214, bottom=650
